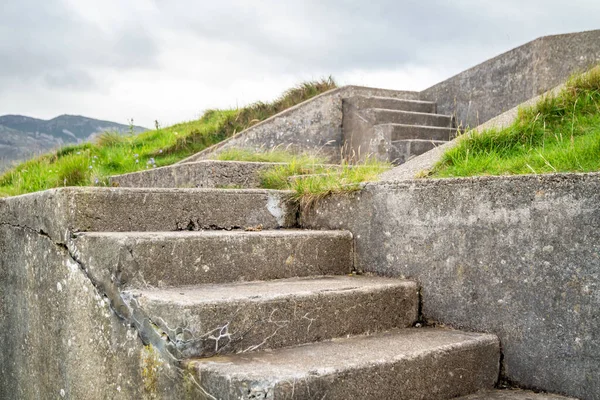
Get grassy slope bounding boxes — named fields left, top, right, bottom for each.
left=0, top=78, right=336, bottom=197
left=432, top=67, right=600, bottom=177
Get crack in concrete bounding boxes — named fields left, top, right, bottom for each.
left=1, top=221, right=220, bottom=399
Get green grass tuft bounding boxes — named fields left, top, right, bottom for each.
left=217, top=148, right=391, bottom=208
left=432, top=66, right=600, bottom=178
left=0, top=78, right=337, bottom=197
left=288, top=159, right=390, bottom=210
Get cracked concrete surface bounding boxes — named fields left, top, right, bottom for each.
left=0, top=190, right=245, bottom=399
left=130, top=276, right=418, bottom=358
left=188, top=328, right=499, bottom=400
left=0, top=187, right=297, bottom=236
left=0, top=222, right=152, bottom=398
left=71, top=230, right=354, bottom=288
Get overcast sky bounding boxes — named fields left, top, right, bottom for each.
left=1, top=0, right=598, bottom=128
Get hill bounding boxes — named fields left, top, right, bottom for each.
left=0, top=114, right=147, bottom=171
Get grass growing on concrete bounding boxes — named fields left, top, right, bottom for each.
left=216, top=147, right=391, bottom=207
left=0, top=78, right=337, bottom=197
left=432, top=67, right=600, bottom=177
left=286, top=159, right=390, bottom=209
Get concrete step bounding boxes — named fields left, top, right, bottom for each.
left=46, top=187, right=297, bottom=232
left=110, top=160, right=285, bottom=189
left=186, top=328, right=499, bottom=400
left=369, top=108, right=454, bottom=128
left=344, top=95, right=437, bottom=113
left=390, top=139, right=448, bottom=165
left=378, top=123, right=456, bottom=141
left=129, top=276, right=418, bottom=358
left=456, top=389, right=577, bottom=399
left=72, top=230, right=353, bottom=288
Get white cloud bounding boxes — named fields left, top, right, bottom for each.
left=0, top=0, right=599, bottom=127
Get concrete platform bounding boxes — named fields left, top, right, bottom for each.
left=187, top=328, right=499, bottom=400
left=130, top=276, right=419, bottom=357
left=72, top=229, right=354, bottom=288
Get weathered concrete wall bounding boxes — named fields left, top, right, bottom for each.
left=421, top=29, right=600, bottom=128
left=0, top=190, right=227, bottom=399
left=0, top=224, right=150, bottom=399
left=179, top=86, right=419, bottom=164
left=301, top=173, right=600, bottom=400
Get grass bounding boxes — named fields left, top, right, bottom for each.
left=286, top=160, right=390, bottom=210
left=431, top=66, right=600, bottom=177
left=0, top=78, right=337, bottom=197
left=222, top=148, right=391, bottom=208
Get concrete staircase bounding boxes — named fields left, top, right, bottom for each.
left=342, top=95, right=456, bottom=164
left=75, top=167, right=502, bottom=399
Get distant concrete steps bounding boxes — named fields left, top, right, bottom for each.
left=72, top=230, right=354, bottom=287
left=187, top=328, right=499, bottom=399
left=342, top=95, right=455, bottom=165
left=110, top=160, right=285, bottom=189
left=130, top=276, right=419, bottom=358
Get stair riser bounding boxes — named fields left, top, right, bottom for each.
left=344, top=96, right=437, bottom=113
left=382, top=124, right=455, bottom=141
left=371, top=109, right=453, bottom=128
left=110, top=161, right=283, bottom=189
left=67, top=188, right=297, bottom=232
left=73, top=231, right=353, bottom=288
left=134, top=283, right=418, bottom=358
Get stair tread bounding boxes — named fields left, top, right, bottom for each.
left=132, top=275, right=414, bottom=305
left=76, top=229, right=352, bottom=239
left=188, top=328, right=499, bottom=389
left=456, top=389, right=577, bottom=400
left=353, top=95, right=436, bottom=105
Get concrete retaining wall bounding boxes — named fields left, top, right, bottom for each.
left=179, top=86, right=419, bottom=164
left=421, top=29, right=600, bottom=129
left=301, top=173, right=600, bottom=400
left=0, top=189, right=257, bottom=399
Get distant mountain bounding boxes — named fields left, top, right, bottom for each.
left=0, top=114, right=147, bottom=172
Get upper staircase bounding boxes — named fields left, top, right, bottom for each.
left=342, top=95, right=456, bottom=165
